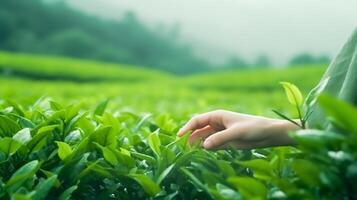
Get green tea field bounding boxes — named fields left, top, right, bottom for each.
left=0, top=51, right=325, bottom=116
left=1, top=51, right=356, bottom=200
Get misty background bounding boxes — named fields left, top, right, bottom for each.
left=1, top=0, right=357, bottom=74
left=68, top=0, right=357, bottom=66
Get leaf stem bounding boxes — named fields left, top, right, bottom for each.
left=272, top=109, right=302, bottom=128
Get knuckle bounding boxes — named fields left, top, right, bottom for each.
left=190, top=114, right=202, bottom=125
left=209, top=135, right=221, bottom=146
left=191, top=115, right=201, bottom=122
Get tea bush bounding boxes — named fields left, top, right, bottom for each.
left=0, top=92, right=356, bottom=200
left=0, top=52, right=354, bottom=199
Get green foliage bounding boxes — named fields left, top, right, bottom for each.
left=0, top=94, right=355, bottom=199
left=0, top=51, right=350, bottom=199
left=318, top=94, right=357, bottom=134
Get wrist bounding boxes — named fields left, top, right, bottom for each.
left=268, top=119, right=300, bottom=146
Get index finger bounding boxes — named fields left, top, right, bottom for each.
left=177, top=112, right=216, bottom=137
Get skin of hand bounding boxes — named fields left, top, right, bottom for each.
left=177, top=110, right=299, bottom=150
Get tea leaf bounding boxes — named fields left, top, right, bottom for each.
left=181, top=167, right=206, bottom=192
left=90, top=125, right=115, bottom=147
left=94, top=98, right=110, bottom=116
left=94, top=142, right=118, bottom=166
left=156, top=163, right=175, bottom=184
left=31, top=175, right=58, bottom=200
left=6, top=160, right=39, bottom=192
left=58, top=185, right=78, bottom=200
left=148, top=131, right=161, bottom=158
left=56, top=141, right=73, bottom=160
left=129, top=174, right=161, bottom=197
left=0, top=115, right=21, bottom=137
left=228, top=176, right=267, bottom=199
left=13, top=128, right=32, bottom=145
left=318, top=94, right=357, bottom=134
left=0, top=137, right=22, bottom=155
left=28, top=125, right=58, bottom=153
left=292, top=159, right=321, bottom=186
left=280, top=82, right=303, bottom=106
left=50, top=101, right=64, bottom=111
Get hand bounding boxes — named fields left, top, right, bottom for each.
left=177, top=110, right=299, bottom=150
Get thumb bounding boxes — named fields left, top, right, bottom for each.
left=203, top=128, right=238, bottom=149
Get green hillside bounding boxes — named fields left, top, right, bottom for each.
left=185, top=65, right=325, bottom=91
left=0, top=51, right=170, bottom=82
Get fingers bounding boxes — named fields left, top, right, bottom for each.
left=188, top=125, right=216, bottom=145
left=203, top=127, right=241, bottom=149
left=177, top=111, right=219, bottom=137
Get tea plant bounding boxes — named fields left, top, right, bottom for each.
left=0, top=84, right=356, bottom=199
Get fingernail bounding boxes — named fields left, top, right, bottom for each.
left=203, top=140, right=213, bottom=149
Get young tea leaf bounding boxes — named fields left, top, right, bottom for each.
left=280, top=82, right=303, bottom=106
left=148, top=131, right=161, bottom=158
left=58, top=185, right=78, bottom=200
left=28, top=125, right=58, bottom=153
left=6, top=160, right=39, bottom=192
left=94, top=142, right=118, bottom=166
left=94, top=98, right=110, bottom=116
left=129, top=174, right=161, bottom=197
left=50, top=100, right=64, bottom=111
left=30, top=175, right=58, bottom=200
left=0, top=137, right=22, bottom=155
left=13, top=128, right=32, bottom=145
left=228, top=176, right=267, bottom=199
left=238, top=159, right=273, bottom=180
left=0, top=115, right=21, bottom=137
left=56, top=141, right=73, bottom=160
left=90, top=125, right=115, bottom=147
left=156, top=163, right=175, bottom=184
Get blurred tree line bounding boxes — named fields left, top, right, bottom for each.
left=224, top=54, right=272, bottom=69
left=289, top=53, right=330, bottom=66
left=0, top=0, right=210, bottom=74
left=223, top=53, right=330, bottom=69
left=0, top=0, right=331, bottom=74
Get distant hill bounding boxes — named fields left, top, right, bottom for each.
left=0, top=50, right=325, bottom=92
left=0, top=0, right=210, bottom=74
left=0, top=51, right=170, bottom=82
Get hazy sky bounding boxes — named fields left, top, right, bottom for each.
left=68, top=0, right=357, bottom=65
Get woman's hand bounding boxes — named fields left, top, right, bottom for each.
left=177, top=110, right=299, bottom=150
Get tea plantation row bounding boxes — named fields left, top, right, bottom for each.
left=0, top=94, right=356, bottom=200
